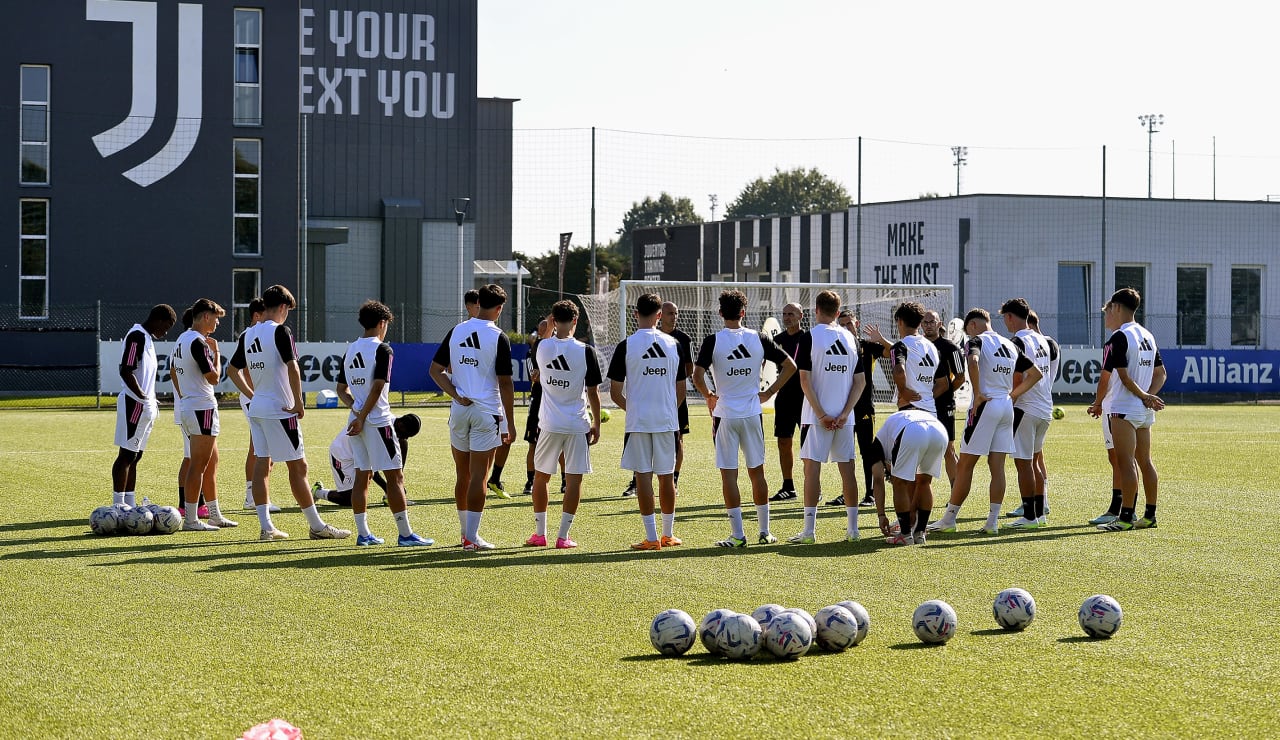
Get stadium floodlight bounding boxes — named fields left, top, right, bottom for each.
left=1137, top=114, right=1164, bottom=198
left=951, top=146, right=968, bottom=195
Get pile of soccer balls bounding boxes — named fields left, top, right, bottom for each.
left=88, top=502, right=183, bottom=536
left=649, top=590, right=1123, bottom=657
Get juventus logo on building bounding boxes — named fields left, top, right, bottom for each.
left=728, top=344, right=752, bottom=360
left=641, top=342, right=667, bottom=360
left=459, top=332, right=481, bottom=349
left=825, top=340, right=849, bottom=356
left=86, top=0, right=203, bottom=187
left=994, top=344, right=1014, bottom=359
left=545, top=355, right=571, bottom=371
left=350, top=353, right=367, bottom=369
left=247, top=337, right=263, bottom=353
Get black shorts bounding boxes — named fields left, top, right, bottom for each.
left=773, top=397, right=803, bottom=439
left=678, top=401, right=690, bottom=435
left=936, top=406, right=957, bottom=442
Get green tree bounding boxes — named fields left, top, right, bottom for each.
left=725, top=167, right=852, bottom=219
left=615, top=193, right=701, bottom=259
left=513, top=243, right=629, bottom=297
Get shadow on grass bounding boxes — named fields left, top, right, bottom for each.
left=970, top=628, right=1015, bottom=637
left=914, top=524, right=1101, bottom=550
left=1057, top=635, right=1111, bottom=643
left=618, top=653, right=702, bottom=663
left=888, top=641, right=946, bottom=650
left=0, top=518, right=86, bottom=532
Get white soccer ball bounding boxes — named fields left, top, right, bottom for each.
left=763, top=611, right=813, bottom=659
left=751, top=603, right=785, bottom=628
left=650, top=609, right=697, bottom=656
left=152, top=506, right=183, bottom=535
left=89, top=506, right=121, bottom=536
left=836, top=600, right=871, bottom=646
left=714, top=613, right=763, bottom=660
left=699, top=609, right=735, bottom=654
left=1078, top=594, right=1123, bottom=638
left=913, top=600, right=958, bottom=644
left=784, top=607, right=817, bottom=639
left=814, top=605, right=860, bottom=651
left=121, top=506, right=155, bottom=535
left=993, top=588, right=1037, bottom=631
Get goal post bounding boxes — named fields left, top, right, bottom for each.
left=581, top=280, right=956, bottom=407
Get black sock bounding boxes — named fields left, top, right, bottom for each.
left=1119, top=506, right=1136, bottom=523
left=489, top=465, right=504, bottom=484
left=673, top=471, right=681, bottom=486
left=198, top=492, right=206, bottom=507
left=1034, top=495, right=1046, bottom=519
left=526, top=470, right=535, bottom=485
left=177, top=486, right=184, bottom=508
left=1143, top=504, right=1157, bottom=521
left=1021, top=497, right=1034, bottom=518
left=783, top=478, right=794, bottom=491
left=1109, top=489, right=1122, bottom=515
left=898, top=512, right=913, bottom=535
left=914, top=509, right=931, bottom=534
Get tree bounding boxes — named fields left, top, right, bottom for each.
left=725, top=167, right=852, bottom=219
left=513, top=243, right=629, bottom=297
left=615, top=193, right=701, bottom=259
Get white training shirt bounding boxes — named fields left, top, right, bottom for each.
left=231, top=319, right=298, bottom=420
left=796, top=322, right=861, bottom=424
left=119, top=323, right=158, bottom=403
left=606, top=327, right=687, bottom=433
left=339, top=336, right=396, bottom=428
left=966, top=329, right=1033, bottom=401
left=536, top=335, right=603, bottom=434
left=170, top=328, right=218, bottom=412
left=1012, top=328, right=1054, bottom=420
left=1102, top=322, right=1162, bottom=417
left=890, top=333, right=941, bottom=414
left=695, top=327, right=788, bottom=419
left=432, top=317, right=513, bottom=416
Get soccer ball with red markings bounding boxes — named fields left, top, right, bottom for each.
left=993, top=588, right=1037, bottom=631
left=1078, top=594, right=1123, bottom=638
left=913, top=600, right=958, bottom=644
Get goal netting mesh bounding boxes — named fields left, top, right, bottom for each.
left=580, top=280, right=958, bottom=408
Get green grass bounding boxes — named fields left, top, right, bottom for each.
left=0, top=404, right=1277, bottom=738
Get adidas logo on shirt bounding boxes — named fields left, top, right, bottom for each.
left=994, top=344, right=1014, bottom=359
left=545, top=355, right=571, bottom=372
left=350, top=353, right=366, bottom=369
left=641, top=342, right=667, bottom=360
left=459, top=331, right=481, bottom=349
left=920, top=352, right=937, bottom=366
left=728, top=343, right=752, bottom=360
left=825, top=340, right=849, bottom=356
left=1139, top=337, right=1154, bottom=351
left=823, top=339, right=851, bottom=372
left=247, top=337, right=263, bottom=353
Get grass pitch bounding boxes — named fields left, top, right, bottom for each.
left=0, top=403, right=1277, bottom=738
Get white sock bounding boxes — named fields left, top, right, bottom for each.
left=185, top=504, right=200, bottom=525
left=465, top=511, right=482, bottom=542
left=642, top=513, right=658, bottom=542
left=354, top=512, right=371, bottom=538
left=662, top=513, right=675, bottom=538
left=394, top=510, right=412, bottom=538
left=244, top=481, right=253, bottom=500
left=802, top=506, right=818, bottom=537
left=301, top=504, right=325, bottom=531
left=256, top=504, right=273, bottom=531
left=113, top=492, right=125, bottom=506
left=727, top=507, right=745, bottom=540
left=943, top=503, right=961, bottom=522
left=457, top=508, right=466, bottom=536
left=557, top=513, right=574, bottom=541
left=123, top=492, right=136, bottom=507
left=534, top=511, right=547, bottom=536
left=755, top=503, right=771, bottom=535
left=846, top=505, right=860, bottom=536
left=987, top=503, right=1002, bottom=527
left=313, top=488, right=329, bottom=501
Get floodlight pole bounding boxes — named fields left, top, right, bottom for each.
left=1138, top=114, right=1163, bottom=198
left=452, top=197, right=471, bottom=320
left=952, top=146, right=968, bottom=196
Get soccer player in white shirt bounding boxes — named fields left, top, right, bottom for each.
left=1095, top=288, right=1166, bottom=531
left=429, top=284, right=517, bottom=551
left=171, top=307, right=205, bottom=517
left=524, top=300, right=603, bottom=549
left=226, top=285, right=351, bottom=542
left=1001, top=298, right=1055, bottom=529
left=1021, top=310, right=1059, bottom=519
left=874, top=302, right=947, bottom=414
left=336, top=301, right=433, bottom=548
left=928, top=308, right=1042, bottom=535
left=789, top=290, right=865, bottom=544
left=171, top=298, right=237, bottom=530
left=692, top=290, right=796, bottom=548
left=871, top=408, right=949, bottom=546
left=607, top=293, right=689, bottom=551
left=237, top=297, right=280, bottom=514
left=111, top=304, right=176, bottom=506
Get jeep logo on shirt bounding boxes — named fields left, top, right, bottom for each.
left=642, top=366, right=667, bottom=376
left=350, top=377, right=366, bottom=385
left=548, top=377, right=571, bottom=388
left=460, top=355, right=480, bottom=367
left=727, top=367, right=753, bottom=377
left=824, top=363, right=848, bottom=373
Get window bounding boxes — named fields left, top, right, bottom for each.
left=233, top=9, right=261, bottom=125
left=1231, top=267, right=1262, bottom=346
left=20, top=65, right=50, bottom=185
left=1176, top=266, right=1207, bottom=346
left=233, top=139, right=260, bottom=255
left=20, top=199, right=48, bottom=318
left=1114, top=264, right=1146, bottom=324
left=1056, top=263, right=1091, bottom=344
left=232, top=268, right=261, bottom=334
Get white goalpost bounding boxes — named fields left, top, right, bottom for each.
left=580, top=280, right=957, bottom=408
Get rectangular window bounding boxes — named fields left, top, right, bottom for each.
left=232, top=268, right=261, bottom=334
left=1231, top=266, right=1262, bottom=346
left=233, top=9, right=261, bottom=125
left=20, top=199, right=48, bottom=319
left=1114, top=264, right=1146, bottom=324
left=1176, top=266, right=1207, bottom=346
left=1056, top=263, right=1091, bottom=344
left=233, top=138, right=260, bottom=255
left=20, top=65, right=50, bottom=185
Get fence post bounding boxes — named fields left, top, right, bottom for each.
left=95, top=299, right=102, bottom=409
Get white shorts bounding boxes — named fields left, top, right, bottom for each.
left=449, top=403, right=503, bottom=453
left=799, top=422, right=857, bottom=464
left=535, top=431, right=592, bottom=476
left=1012, top=410, right=1049, bottom=460
left=180, top=408, right=220, bottom=438
left=249, top=416, right=306, bottom=463
left=711, top=415, right=766, bottom=470
left=115, top=395, right=158, bottom=452
left=621, top=431, right=678, bottom=475
left=329, top=446, right=356, bottom=492
left=1109, top=409, right=1155, bottom=432
left=1101, top=414, right=1113, bottom=450
left=960, top=397, right=1014, bottom=457
left=350, top=423, right=403, bottom=472
left=889, top=419, right=948, bottom=482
